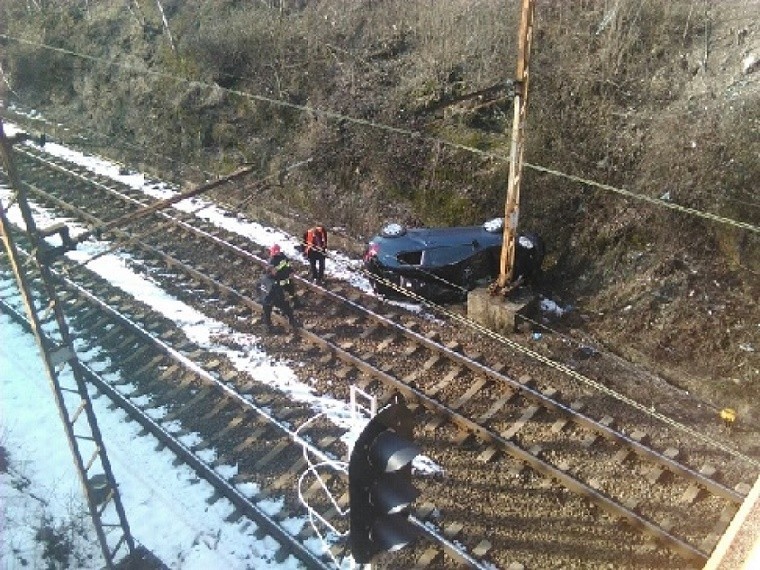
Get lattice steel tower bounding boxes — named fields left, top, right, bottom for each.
left=0, top=119, right=134, bottom=567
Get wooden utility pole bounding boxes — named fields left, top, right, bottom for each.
left=497, top=0, right=535, bottom=289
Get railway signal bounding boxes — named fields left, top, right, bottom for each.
left=348, top=400, right=421, bottom=564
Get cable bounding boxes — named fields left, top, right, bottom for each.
left=319, top=250, right=760, bottom=468
left=524, top=162, right=760, bottom=234
left=3, top=34, right=757, bottom=465
left=2, top=33, right=758, bottom=235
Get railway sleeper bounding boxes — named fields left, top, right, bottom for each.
left=112, top=335, right=138, bottom=354
left=375, top=336, right=395, bottom=352
left=451, top=377, right=488, bottom=411
left=645, top=466, right=668, bottom=485
left=301, top=472, right=336, bottom=503
left=426, top=367, right=463, bottom=398
left=678, top=464, right=720, bottom=506
left=443, top=521, right=464, bottom=540
left=224, top=507, right=245, bottom=524
left=375, top=386, right=401, bottom=408
left=517, top=374, right=535, bottom=388
left=158, top=364, right=181, bottom=381
left=198, top=398, right=232, bottom=423
left=254, top=440, right=290, bottom=471
left=162, top=389, right=211, bottom=422
left=359, top=324, right=380, bottom=339
left=472, top=539, right=493, bottom=558
left=220, top=369, right=238, bottom=382
left=402, top=369, right=423, bottom=385
left=165, top=371, right=204, bottom=396
left=452, top=428, right=473, bottom=447
left=335, top=365, right=354, bottom=380
left=403, top=343, right=422, bottom=357
left=204, top=489, right=225, bottom=506
left=413, top=546, right=443, bottom=568
left=629, top=429, right=650, bottom=445
left=204, top=417, right=244, bottom=448
left=266, top=458, right=308, bottom=495
left=129, top=380, right=165, bottom=400
left=98, top=324, right=125, bottom=345
left=74, top=306, right=103, bottom=330
left=501, top=404, right=541, bottom=440
left=507, top=461, right=527, bottom=478
left=700, top=504, right=739, bottom=553
left=425, top=330, right=441, bottom=343
left=415, top=501, right=437, bottom=521
left=581, top=415, right=615, bottom=448
left=541, top=386, right=559, bottom=400
left=659, top=517, right=675, bottom=533
left=477, top=445, right=500, bottom=463
left=478, top=389, right=516, bottom=424
left=612, top=447, right=634, bottom=465
left=421, top=354, right=444, bottom=371
left=464, top=350, right=484, bottom=364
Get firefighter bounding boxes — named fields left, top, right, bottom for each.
left=258, top=244, right=297, bottom=332
left=268, top=243, right=300, bottom=308
left=303, top=224, right=328, bottom=283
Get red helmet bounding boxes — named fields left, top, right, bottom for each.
left=269, top=244, right=281, bottom=256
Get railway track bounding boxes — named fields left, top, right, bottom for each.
left=2, top=141, right=758, bottom=568
left=0, top=242, right=492, bottom=569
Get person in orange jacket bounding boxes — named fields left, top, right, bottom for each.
left=302, top=224, right=328, bottom=283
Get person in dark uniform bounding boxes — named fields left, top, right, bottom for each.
left=268, top=243, right=300, bottom=308
left=258, top=244, right=298, bottom=332
left=302, top=224, right=328, bottom=283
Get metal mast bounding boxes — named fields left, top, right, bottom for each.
left=497, top=0, right=535, bottom=290
left=0, top=119, right=134, bottom=567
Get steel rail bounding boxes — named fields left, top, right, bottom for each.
left=4, top=156, right=737, bottom=564
left=0, top=267, right=334, bottom=570
left=1, top=248, right=491, bottom=569
left=8, top=156, right=746, bottom=509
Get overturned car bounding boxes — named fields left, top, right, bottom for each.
left=362, top=218, right=544, bottom=301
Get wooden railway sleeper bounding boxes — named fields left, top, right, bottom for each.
left=298, top=330, right=711, bottom=562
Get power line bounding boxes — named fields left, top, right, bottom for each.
left=4, top=116, right=754, bottom=470
left=2, top=32, right=758, bottom=235
left=341, top=257, right=760, bottom=468
left=524, top=162, right=760, bottom=234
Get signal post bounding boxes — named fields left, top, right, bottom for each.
left=348, top=400, right=421, bottom=565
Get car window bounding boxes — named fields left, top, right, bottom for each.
left=396, top=250, right=422, bottom=265
left=422, top=244, right=474, bottom=266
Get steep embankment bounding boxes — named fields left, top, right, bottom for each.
left=1, top=1, right=758, bottom=421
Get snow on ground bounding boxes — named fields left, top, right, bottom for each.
left=0, top=121, right=442, bottom=569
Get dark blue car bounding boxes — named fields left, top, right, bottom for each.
left=363, top=218, right=544, bottom=301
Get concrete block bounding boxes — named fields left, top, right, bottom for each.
left=467, top=287, right=537, bottom=332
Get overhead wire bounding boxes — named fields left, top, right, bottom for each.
left=1, top=32, right=758, bottom=235
left=9, top=143, right=752, bottom=466
left=337, top=253, right=760, bottom=468
left=2, top=30, right=757, bottom=467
